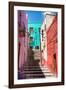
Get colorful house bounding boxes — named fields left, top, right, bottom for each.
left=27, top=11, right=44, bottom=50
left=41, top=12, right=58, bottom=76
left=47, top=15, right=58, bottom=76
left=28, top=24, right=41, bottom=49
left=18, top=11, right=28, bottom=70
left=40, top=17, right=47, bottom=64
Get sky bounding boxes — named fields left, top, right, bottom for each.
left=26, top=11, right=45, bottom=24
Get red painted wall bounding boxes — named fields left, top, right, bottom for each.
left=46, top=16, right=58, bottom=76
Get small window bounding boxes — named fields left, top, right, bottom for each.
left=39, top=27, right=40, bottom=30
left=42, top=30, right=43, bottom=33
left=42, top=30, right=44, bottom=38
left=38, top=27, right=40, bottom=33
left=30, top=46, right=33, bottom=49
left=29, top=27, right=34, bottom=33
left=35, top=46, right=39, bottom=49
left=30, top=37, right=33, bottom=41
left=53, top=53, right=56, bottom=59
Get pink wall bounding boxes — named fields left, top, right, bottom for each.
left=18, top=11, right=28, bottom=70
left=46, top=16, right=58, bottom=76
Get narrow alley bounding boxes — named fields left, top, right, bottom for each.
left=18, top=47, right=45, bottom=79
left=18, top=11, right=57, bottom=80
left=18, top=47, right=56, bottom=79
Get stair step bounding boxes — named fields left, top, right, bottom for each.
left=26, top=73, right=45, bottom=77
left=19, top=70, right=51, bottom=74
left=44, top=73, right=55, bottom=76
left=24, top=66, right=41, bottom=68
left=24, top=68, right=50, bottom=72
left=39, top=65, right=56, bottom=77
left=44, top=74, right=56, bottom=77
left=34, top=54, right=40, bottom=56
left=24, top=66, right=49, bottom=70
left=26, top=75, right=45, bottom=78
left=24, top=65, right=48, bottom=68
left=18, top=71, right=45, bottom=78
left=34, top=57, right=41, bottom=59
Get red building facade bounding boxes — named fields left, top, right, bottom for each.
left=46, top=16, right=58, bottom=76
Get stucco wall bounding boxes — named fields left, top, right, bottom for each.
left=18, top=11, right=28, bottom=70
left=47, top=16, right=58, bottom=75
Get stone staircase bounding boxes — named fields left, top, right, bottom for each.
left=18, top=61, right=45, bottom=79
left=18, top=64, right=56, bottom=79
left=18, top=49, right=56, bottom=79
left=34, top=50, right=41, bottom=60
left=23, top=65, right=45, bottom=79
left=39, top=64, right=56, bottom=78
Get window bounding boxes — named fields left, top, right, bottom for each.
left=39, top=27, right=40, bottom=32
left=29, top=27, right=34, bottom=33
left=30, top=46, right=33, bottom=49
left=30, top=37, right=33, bottom=42
left=42, top=29, right=44, bottom=40
left=35, top=46, right=39, bottom=49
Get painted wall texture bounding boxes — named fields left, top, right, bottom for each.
left=41, top=17, right=47, bottom=62
left=18, top=11, right=28, bottom=70
left=28, top=24, right=41, bottom=49
left=47, top=16, right=58, bottom=76
left=40, top=13, right=56, bottom=66
left=27, top=11, right=44, bottom=49
left=41, top=13, right=58, bottom=76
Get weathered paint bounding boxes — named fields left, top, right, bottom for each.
left=47, top=16, right=58, bottom=76
left=28, top=24, right=41, bottom=49
left=41, top=13, right=58, bottom=76
left=18, top=11, right=28, bottom=70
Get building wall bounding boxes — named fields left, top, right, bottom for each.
left=47, top=16, right=58, bottom=75
left=28, top=24, right=41, bottom=49
left=40, top=13, right=58, bottom=76
left=46, top=14, right=56, bottom=30
left=40, top=18, right=47, bottom=62
left=18, top=11, right=28, bottom=70
left=40, top=14, right=55, bottom=64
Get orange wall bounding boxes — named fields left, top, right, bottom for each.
left=46, top=16, right=58, bottom=76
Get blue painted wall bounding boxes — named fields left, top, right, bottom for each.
left=28, top=24, right=41, bottom=49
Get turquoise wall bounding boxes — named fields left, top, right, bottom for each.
left=28, top=24, right=41, bottom=49
left=26, top=11, right=45, bottom=49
